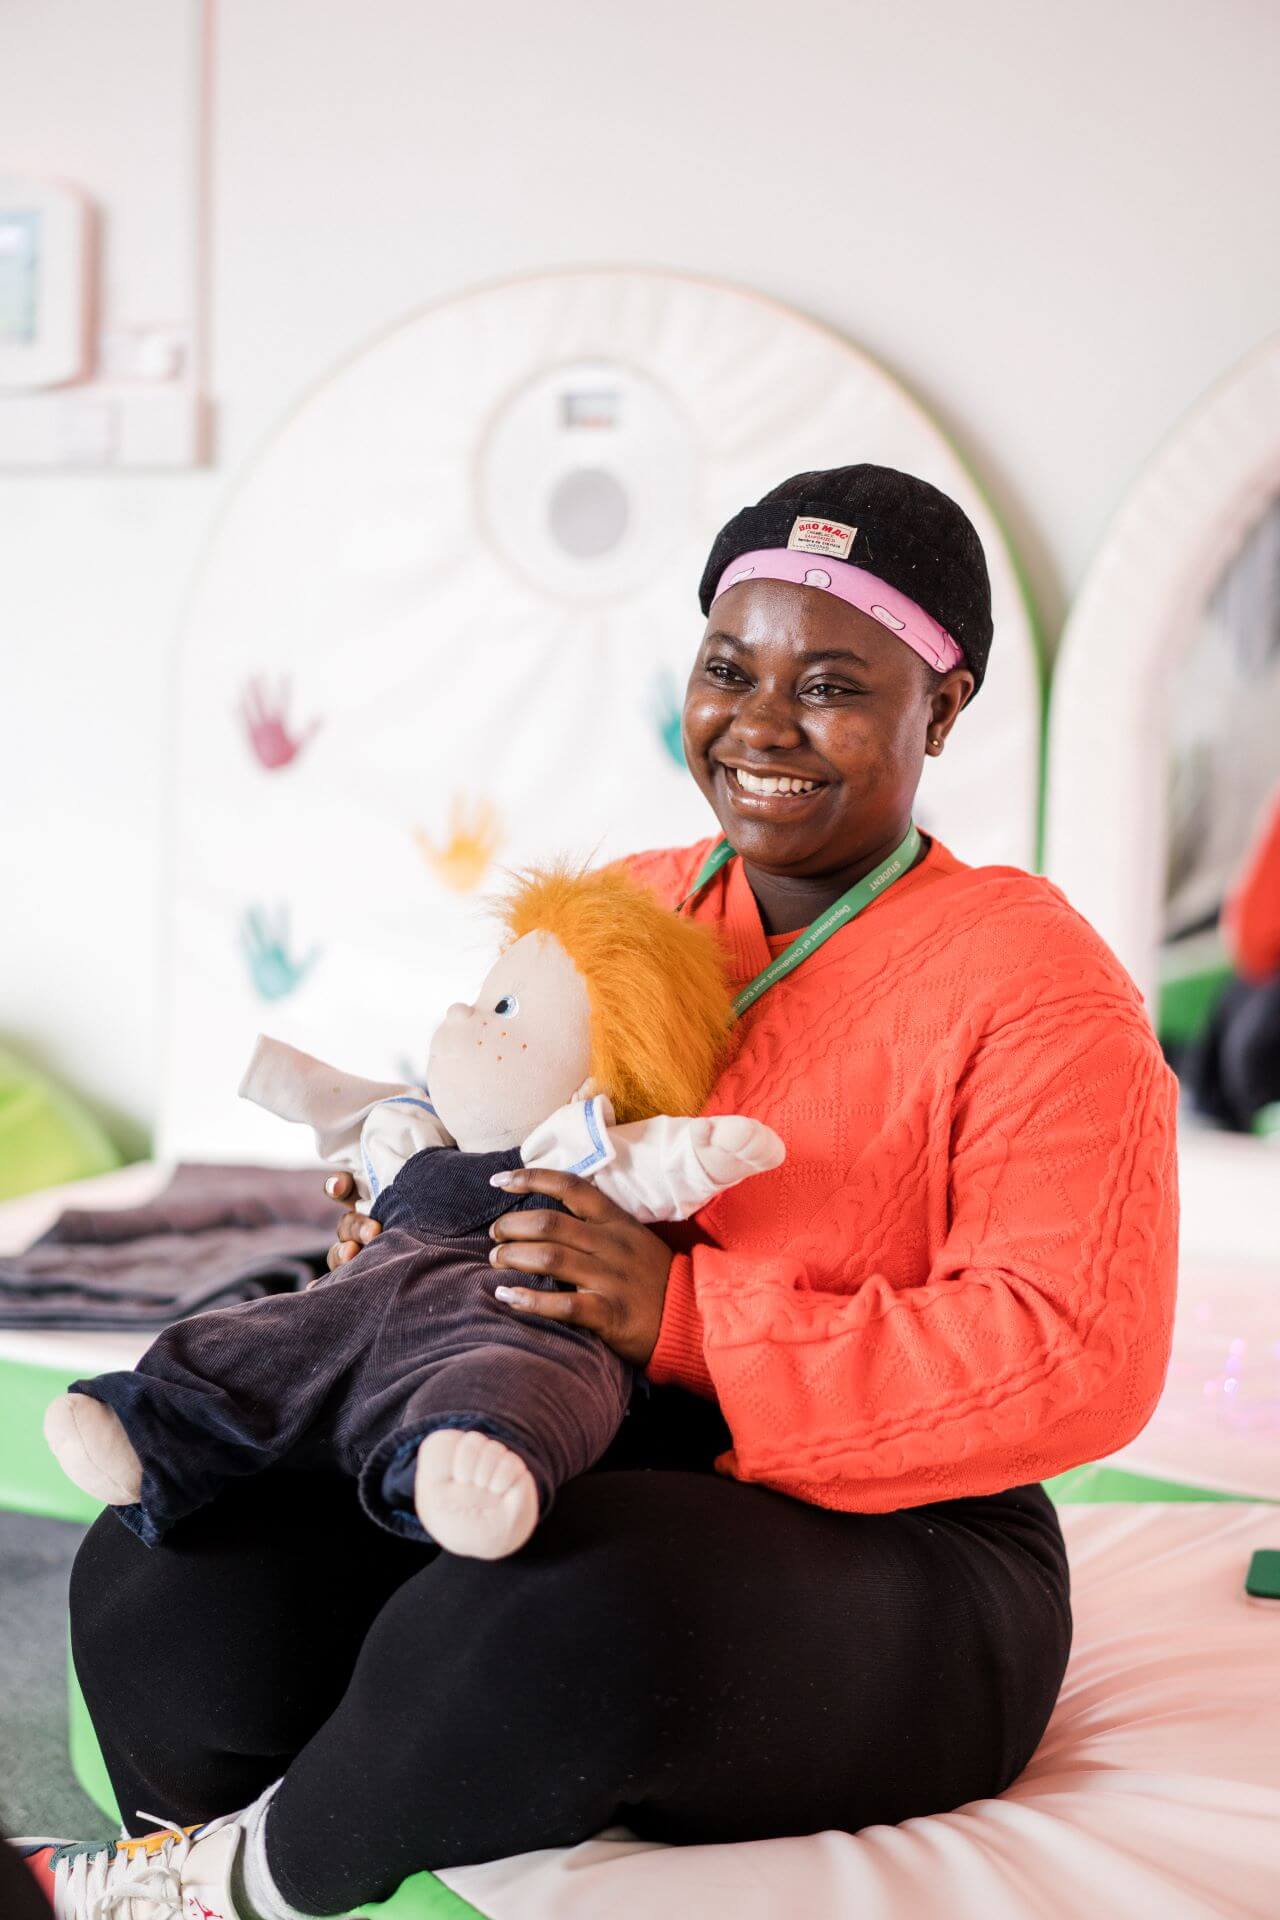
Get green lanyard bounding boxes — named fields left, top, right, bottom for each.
left=679, top=820, right=923, bottom=1018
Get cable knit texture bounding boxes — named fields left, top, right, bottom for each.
left=623, top=832, right=1180, bottom=1513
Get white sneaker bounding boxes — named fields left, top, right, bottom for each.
left=18, top=1811, right=245, bottom=1919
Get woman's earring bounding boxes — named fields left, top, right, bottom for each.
left=929, top=735, right=943, bottom=753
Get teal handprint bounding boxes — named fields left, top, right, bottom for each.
left=241, top=903, right=319, bottom=1002
left=649, top=668, right=686, bottom=769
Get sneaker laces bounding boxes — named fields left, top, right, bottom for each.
left=45, top=1807, right=236, bottom=1919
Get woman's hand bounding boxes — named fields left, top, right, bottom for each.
left=488, top=1168, right=673, bottom=1367
left=324, top=1170, right=381, bottom=1270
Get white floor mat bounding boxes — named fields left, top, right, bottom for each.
left=436, top=1503, right=1280, bottom=1920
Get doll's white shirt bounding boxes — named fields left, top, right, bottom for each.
left=239, top=1034, right=782, bottom=1222
left=517, top=1097, right=783, bottom=1223
left=239, top=1034, right=452, bottom=1201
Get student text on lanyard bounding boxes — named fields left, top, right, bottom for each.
left=678, top=821, right=923, bottom=1019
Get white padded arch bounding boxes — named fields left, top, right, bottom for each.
left=1043, top=331, right=1280, bottom=1265
left=159, top=269, right=1041, bottom=1162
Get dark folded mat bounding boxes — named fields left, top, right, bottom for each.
left=0, top=1163, right=337, bottom=1330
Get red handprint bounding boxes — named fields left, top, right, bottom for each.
left=238, top=675, right=322, bottom=771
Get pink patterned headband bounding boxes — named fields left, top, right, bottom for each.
left=711, top=548, right=966, bottom=673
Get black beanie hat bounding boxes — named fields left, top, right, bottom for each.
left=698, top=463, right=993, bottom=701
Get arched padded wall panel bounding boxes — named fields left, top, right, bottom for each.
left=1044, top=331, right=1280, bottom=1268
left=160, top=269, right=1041, bottom=1161
left=1045, top=334, right=1280, bottom=1016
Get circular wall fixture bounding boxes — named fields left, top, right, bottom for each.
left=546, top=466, right=631, bottom=560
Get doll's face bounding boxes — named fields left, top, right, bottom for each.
left=426, top=931, right=594, bottom=1152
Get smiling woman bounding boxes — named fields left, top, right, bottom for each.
left=59, top=464, right=1179, bottom=1920
left=681, top=465, right=984, bottom=929
left=685, top=582, right=966, bottom=926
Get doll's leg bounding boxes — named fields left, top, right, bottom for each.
left=358, top=1327, right=631, bottom=1559
left=47, top=1277, right=372, bottom=1545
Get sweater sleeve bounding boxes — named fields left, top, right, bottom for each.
left=648, top=982, right=1180, bottom=1510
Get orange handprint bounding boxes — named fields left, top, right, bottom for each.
left=413, top=796, right=502, bottom=892
left=239, top=675, right=322, bottom=771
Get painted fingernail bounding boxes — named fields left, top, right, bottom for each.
left=325, top=1177, right=340, bottom=1196
left=488, top=1246, right=501, bottom=1264
left=494, top=1286, right=518, bottom=1303
left=489, top=1171, right=516, bottom=1188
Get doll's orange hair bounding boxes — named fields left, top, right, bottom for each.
left=495, top=862, right=734, bottom=1124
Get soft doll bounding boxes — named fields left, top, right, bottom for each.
left=46, top=864, right=784, bottom=1560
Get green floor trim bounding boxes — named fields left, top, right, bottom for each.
left=0, top=1354, right=102, bottom=1525
left=66, top=1632, right=120, bottom=1824
left=1043, top=1461, right=1274, bottom=1504
left=359, top=1870, right=491, bottom=1919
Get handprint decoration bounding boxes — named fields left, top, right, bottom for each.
left=413, top=797, right=502, bottom=893
left=239, top=676, right=322, bottom=771
left=241, top=903, right=319, bottom=1001
left=648, top=668, right=686, bottom=769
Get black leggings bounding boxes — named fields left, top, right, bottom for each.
left=70, top=1386, right=1072, bottom=1916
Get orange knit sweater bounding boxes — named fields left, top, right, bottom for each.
left=624, top=831, right=1180, bottom=1513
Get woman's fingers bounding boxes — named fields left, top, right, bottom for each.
left=325, top=1175, right=381, bottom=1239
left=322, top=1174, right=380, bottom=1269
left=489, top=1207, right=609, bottom=1256
left=490, top=1234, right=610, bottom=1289
left=489, top=1165, right=625, bottom=1223
left=494, top=1282, right=611, bottom=1333
left=335, top=1210, right=380, bottom=1245
left=489, top=1184, right=673, bottom=1365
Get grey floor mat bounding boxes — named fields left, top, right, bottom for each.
left=0, top=1512, right=113, bottom=1840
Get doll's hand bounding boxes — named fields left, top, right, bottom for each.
left=688, top=1115, right=785, bottom=1187
left=487, top=1168, right=673, bottom=1367
left=324, top=1170, right=382, bottom=1270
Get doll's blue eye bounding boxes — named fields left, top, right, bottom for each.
left=494, top=994, right=519, bottom=1016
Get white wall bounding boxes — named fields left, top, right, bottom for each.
left=3, top=0, right=1280, bottom=1149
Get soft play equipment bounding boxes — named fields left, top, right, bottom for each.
left=1043, top=330, right=1280, bottom=1271
left=0, top=1048, right=120, bottom=1203
left=1157, top=490, right=1280, bottom=1055
left=155, top=267, right=1043, bottom=1165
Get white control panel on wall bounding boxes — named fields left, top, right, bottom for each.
left=0, top=171, right=202, bottom=468
left=0, top=177, right=90, bottom=390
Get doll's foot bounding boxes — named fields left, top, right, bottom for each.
left=414, top=1429, right=538, bottom=1559
left=44, top=1392, right=143, bottom=1505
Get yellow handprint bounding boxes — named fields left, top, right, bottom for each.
left=413, top=796, right=502, bottom=892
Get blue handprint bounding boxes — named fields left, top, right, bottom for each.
left=649, top=668, right=686, bottom=769
left=241, top=902, right=319, bottom=1002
